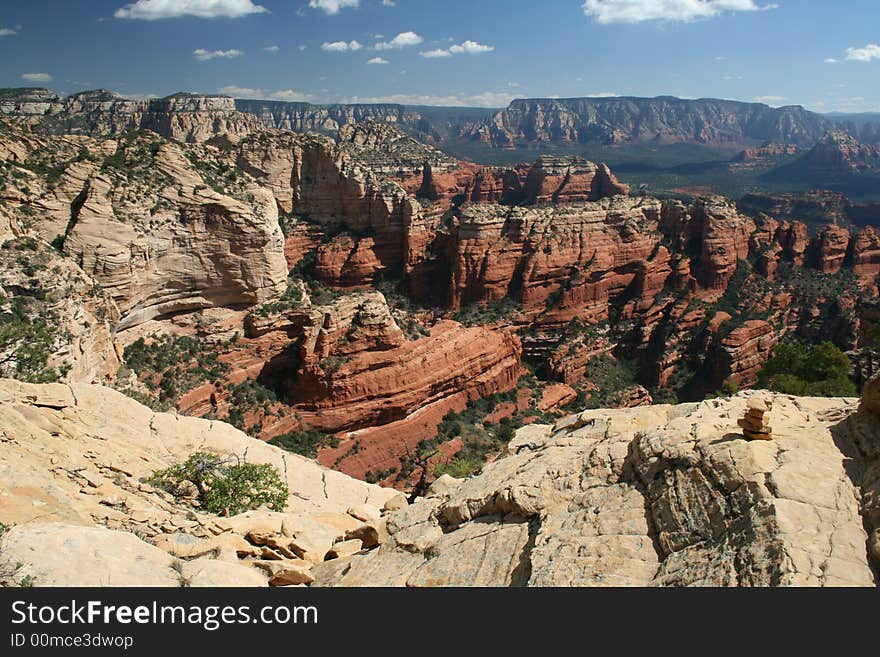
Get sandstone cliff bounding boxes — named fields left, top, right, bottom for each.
left=1, top=90, right=264, bottom=143
left=462, top=97, right=830, bottom=148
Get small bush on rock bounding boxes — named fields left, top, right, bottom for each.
left=146, top=452, right=288, bottom=516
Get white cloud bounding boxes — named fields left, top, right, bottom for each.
left=420, top=39, right=494, bottom=58
left=449, top=40, right=494, bottom=54
left=382, top=0, right=396, bottom=5
left=582, top=0, right=775, bottom=24
left=754, top=95, right=786, bottom=105
left=194, top=48, right=242, bottom=61
left=298, top=45, right=308, bottom=51
left=115, top=0, right=267, bottom=20
left=824, top=58, right=839, bottom=64
left=218, top=85, right=314, bottom=101
left=340, top=91, right=516, bottom=107
left=587, top=91, right=620, bottom=97
left=846, top=43, right=880, bottom=62
left=264, top=45, right=280, bottom=52
left=21, top=73, right=53, bottom=83
left=373, top=31, right=422, bottom=50
left=321, top=40, right=363, bottom=51
left=120, top=92, right=160, bottom=101
left=367, top=57, right=390, bottom=64
left=0, top=27, right=18, bottom=36
left=309, top=0, right=359, bottom=15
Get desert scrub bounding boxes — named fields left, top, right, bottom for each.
left=123, top=334, right=233, bottom=408
left=269, top=430, right=340, bottom=459
left=146, top=452, right=288, bottom=516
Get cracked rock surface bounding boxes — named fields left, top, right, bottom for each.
left=317, top=391, right=878, bottom=587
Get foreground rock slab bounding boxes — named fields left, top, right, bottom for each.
left=316, top=391, right=878, bottom=587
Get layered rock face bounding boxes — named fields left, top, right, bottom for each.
left=319, top=391, right=877, bottom=587
left=0, top=123, right=289, bottom=330
left=61, top=140, right=288, bottom=329
left=1, top=90, right=263, bottom=143
left=236, top=128, right=431, bottom=288
left=462, top=97, right=830, bottom=147
left=0, top=238, right=121, bottom=383
left=234, top=99, right=413, bottom=135
left=391, top=156, right=630, bottom=211
left=449, top=196, right=663, bottom=315
left=0, top=378, right=399, bottom=587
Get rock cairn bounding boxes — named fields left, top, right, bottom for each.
left=738, top=397, right=773, bottom=440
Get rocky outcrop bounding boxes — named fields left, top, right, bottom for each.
left=319, top=391, right=877, bottom=587
left=797, top=130, right=880, bottom=175
left=714, top=321, right=778, bottom=389
left=61, top=143, right=288, bottom=329
left=1, top=90, right=264, bottom=143
left=237, top=130, right=426, bottom=287
left=234, top=99, right=413, bottom=135
left=462, top=97, right=830, bottom=148
left=733, top=142, right=801, bottom=162
left=449, top=196, right=665, bottom=316
left=0, top=238, right=121, bottom=383
left=812, top=224, right=851, bottom=274
left=852, top=227, right=880, bottom=279
left=0, top=378, right=399, bottom=587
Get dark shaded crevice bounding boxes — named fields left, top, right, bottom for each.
left=509, top=516, right=540, bottom=588
left=829, top=412, right=880, bottom=586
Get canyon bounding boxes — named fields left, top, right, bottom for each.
left=2, top=97, right=880, bottom=493
left=2, top=86, right=880, bottom=588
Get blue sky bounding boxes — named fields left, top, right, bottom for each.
left=0, top=0, right=878, bottom=112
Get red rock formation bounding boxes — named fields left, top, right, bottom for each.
left=814, top=224, right=851, bottom=274
left=289, top=320, right=521, bottom=432
left=714, top=320, right=779, bottom=389
left=852, top=226, right=880, bottom=279
left=537, top=384, right=577, bottom=411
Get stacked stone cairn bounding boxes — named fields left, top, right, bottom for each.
left=738, top=398, right=773, bottom=441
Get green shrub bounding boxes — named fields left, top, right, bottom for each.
left=270, top=430, right=340, bottom=459
left=146, top=452, right=288, bottom=516
left=758, top=341, right=856, bottom=397
left=0, top=314, right=66, bottom=383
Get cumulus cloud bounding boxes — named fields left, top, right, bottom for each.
left=754, top=95, right=786, bottom=105
left=367, top=57, right=390, bottom=64
left=309, top=0, right=359, bottom=14
left=264, top=45, right=280, bottom=52
left=373, top=31, right=422, bottom=50
left=449, top=40, right=494, bottom=54
left=321, top=40, right=363, bottom=51
left=382, top=0, right=396, bottom=5
left=420, top=39, right=494, bottom=58
left=115, top=0, right=267, bottom=20
left=581, top=0, right=775, bottom=24
left=0, top=27, right=18, bottom=36
left=21, top=73, right=53, bottom=83
left=193, top=48, right=243, bottom=60
left=217, top=85, right=314, bottom=101
left=824, top=58, right=839, bottom=64
left=846, top=44, right=880, bottom=62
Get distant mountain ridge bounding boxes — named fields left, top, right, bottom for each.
left=461, top=96, right=833, bottom=148
left=2, top=88, right=879, bottom=151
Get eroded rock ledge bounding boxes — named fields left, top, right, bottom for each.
left=315, top=391, right=880, bottom=587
